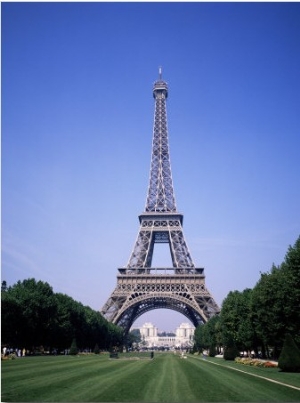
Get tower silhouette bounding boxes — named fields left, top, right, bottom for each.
left=101, top=70, right=220, bottom=332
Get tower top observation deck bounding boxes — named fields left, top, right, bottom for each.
left=153, top=66, right=168, bottom=98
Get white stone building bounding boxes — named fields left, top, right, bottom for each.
left=138, top=322, right=195, bottom=349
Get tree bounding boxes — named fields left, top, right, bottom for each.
left=278, top=334, right=300, bottom=372
left=1, top=277, right=125, bottom=353
left=126, top=329, right=141, bottom=350
left=220, top=289, right=255, bottom=353
left=208, top=342, right=216, bottom=357
left=223, top=335, right=239, bottom=361
left=106, top=322, right=124, bottom=351
left=193, top=316, right=221, bottom=354
left=51, top=293, right=76, bottom=349
left=195, top=236, right=300, bottom=361
left=279, top=237, right=300, bottom=345
left=1, top=291, right=23, bottom=346
left=251, top=237, right=300, bottom=357
left=2, top=279, right=58, bottom=348
left=252, top=267, right=284, bottom=358
left=194, top=323, right=210, bottom=352
left=213, top=315, right=223, bottom=354
left=69, top=338, right=78, bottom=355
left=94, top=343, right=100, bottom=354
left=2, top=280, right=7, bottom=292
left=207, top=315, right=222, bottom=354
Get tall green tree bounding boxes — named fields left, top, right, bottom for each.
left=2, top=279, right=58, bottom=348
left=69, top=338, right=78, bottom=355
left=194, top=323, right=209, bottom=352
left=220, top=289, right=255, bottom=353
left=1, top=291, right=23, bottom=346
left=252, top=266, right=283, bottom=357
left=278, top=333, right=300, bottom=372
left=252, top=236, right=300, bottom=357
left=279, top=237, right=300, bottom=344
left=126, top=329, right=141, bottom=350
left=194, top=315, right=222, bottom=355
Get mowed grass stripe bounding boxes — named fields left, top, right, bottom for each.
left=2, top=355, right=103, bottom=383
left=170, top=356, right=255, bottom=401
left=47, top=359, right=150, bottom=402
left=2, top=354, right=196, bottom=402
left=75, top=357, right=158, bottom=402
left=203, top=357, right=300, bottom=391
left=87, top=353, right=179, bottom=402
left=2, top=354, right=300, bottom=402
left=187, top=356, right=300, bottom=401
left=195, top=355, right=300, bottom=389
left=94, top=353, right=198, bottom=402
left=2, top=356, right=90, bottom=401
left=78, top=355, right=300, bottom=402
left=2, top=355, right=144, bottom=402
left=142, top=353, right=198, bottom=402
left=97, top=356, right=161, bottom=402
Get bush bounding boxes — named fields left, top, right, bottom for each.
left=223, top=338, right=239, bottom=361
left=278, top=334, right=300, bottom=372
left=209, top=343, right=216, bottom=357
left=69, top=338, right=78, bottom=355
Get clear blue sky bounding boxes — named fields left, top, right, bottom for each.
left=2, top=2, right=300, bottom=332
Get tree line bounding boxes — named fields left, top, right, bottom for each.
left=194, top=236, right=300, bottom=359
left=1, top=278, right=123, bottom=353
left=2, top=236, right=299, bottom=357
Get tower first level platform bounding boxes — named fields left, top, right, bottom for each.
left=101, top=268, right=219, bottom=333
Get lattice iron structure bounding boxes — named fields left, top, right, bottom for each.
left=101, top=70, right=220, bottom=333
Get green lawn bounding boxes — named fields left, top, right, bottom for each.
left=2, top=352, right=300, bottom=402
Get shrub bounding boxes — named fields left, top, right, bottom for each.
left=69, top=338, right=78, bottom=355
left=209, top=343, right=216, bottom=357
left=278, top=334, right=300, bottom=372
left=224, top=338, right=239, bottom=361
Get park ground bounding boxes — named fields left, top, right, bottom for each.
left=2, top=351, right=300, bottom=402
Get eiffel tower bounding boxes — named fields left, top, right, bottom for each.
left=101, top=69, right=220, bottom=333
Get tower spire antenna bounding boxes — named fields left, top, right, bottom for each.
left=159, top=66, right=162, bottom=80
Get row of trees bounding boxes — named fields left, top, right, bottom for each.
left=194, top=236, right=300, bottom=360
left=2, top=236, right=299, bottom=357
left=1, top=278, right=124, bottom=352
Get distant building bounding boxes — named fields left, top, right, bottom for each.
left=137, top=322, right=195, bottom=349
